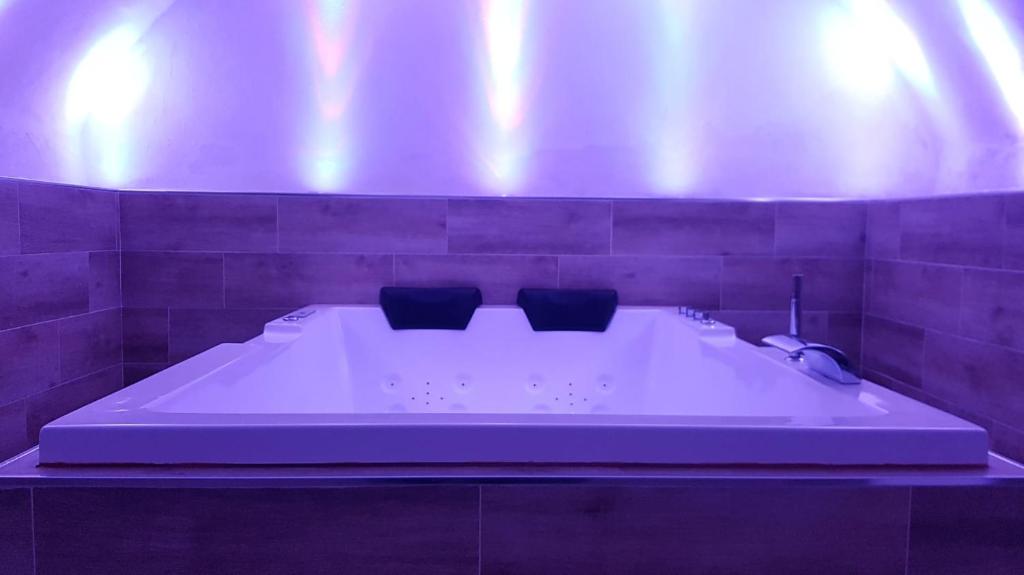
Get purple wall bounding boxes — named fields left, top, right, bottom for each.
left=0, top=0, right=1023, bottom=197
left=0, top=178, right=123, bottom=462
left=117, top=192, right=866, bottom=386
left=4, top=178, right=1024, bottom=463
left=863, top=194, right=1024, bottom=462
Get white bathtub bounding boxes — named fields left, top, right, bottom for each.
left=40, top=305, right=988, bottom=466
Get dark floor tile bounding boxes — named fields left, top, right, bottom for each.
left=395, top=254, right=557, bottom=304
left=0, top=321, right=60, bottom=406
left=909, top=487, right=1024, bottom=575
left=0, top=253, right=90, bottom=330
left=59, top=308, right=122, bottom=382
left=558, top=255, right=720, bottom=307
left=0, top=489, right=33, bottom=575
left=867, top=259, right=962, bottom=333
left=482, top=485, right=908, bottom=575
left=224, top=253, right=392, bottom=308
left=122, top=252, right=224, bottom=308
left=775, top=201, right=865, bottom=258
left=612, top=200, right=774, bottom=256
left=721, top=257, right=863, bottom=311
left=169, top=308, right=287, bottom=362
left=35, top=487, right=479, bottom=575
left=26, top=366, right=123, bottom=442
left=89, top=251, right=121, bottom=311
left=19, top=182, right=117, bottom=254
left=900, top=195, right=1003, bottom=268
left=449, top=199, right=610, bottom=255
left=120, top=192, right=278, bottom=252
left=279, top=196, right=447, bottom=254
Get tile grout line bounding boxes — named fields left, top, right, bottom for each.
left=15, top=180, right=22, bottom=254
left=275, top=196, right=281, bottom=254
left=904, top=487, right=913, bottom=575
left=477, top=486, right=483, bottom=575
left=30, top=487, right=37, bottom=575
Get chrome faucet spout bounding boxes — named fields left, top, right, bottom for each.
left=762, top=274, right=859, bottom=385
left=789, top=274, right=803, bottom=340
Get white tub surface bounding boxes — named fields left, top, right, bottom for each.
left=40, top=305, right=989, bottom=466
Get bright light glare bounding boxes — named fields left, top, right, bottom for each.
left=301, top=0, right=356, bottom=191
left=65, top=25, right=150, bottom=185
left=66, top=27, right=149, bottom=126
left=650, top=0, right=695, bottom=194
left=821, top=1, right=934, bottom=99
left=959, top=0, right=1024, bottom=131
left=483, top=0, right=525, bottom=131
left=480, top=0, right=528, bottom=191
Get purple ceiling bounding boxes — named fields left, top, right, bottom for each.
left=0, top=0, right=1022, bottom=198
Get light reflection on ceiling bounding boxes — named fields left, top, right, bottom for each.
left=0, top=0, right=1022, bottom=197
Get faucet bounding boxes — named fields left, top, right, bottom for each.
left=762, top=274, right=860, bottom=385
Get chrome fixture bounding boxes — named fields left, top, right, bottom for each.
left=762, top=274, right=860, bottom=385
left=282, top=309, right=316, bottom=322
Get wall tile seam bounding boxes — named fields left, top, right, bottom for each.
left=869, top=256, right=1016, bottom=274
left=13, top=180, right=22, bottom=255
left=863, top=312, right=1024, bottom=357
left=903, top=487, right=912, bottom=575
left=0, top=308, right=116, bottom=337
left=861, top=368, right=994, bottom=428
left=0, top=250, right=98, bottom=261
left=865, top=342, right=1024, bottom=436
left=0, top=362, right=124, bottom=412
left=30, top=486, right=37, bottom=575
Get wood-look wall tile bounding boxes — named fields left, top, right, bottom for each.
left=449, top=199, right=610, bottom=255
left=120, top=193, right=278, bottom=252
left=482, top=485, right=908, bottom=575
left=0, top=253, right=89, bottom=330
left=900, top=195, right=1003, bottom=268
left=775, top=201, right=865, bottom=258
left=0, top=489, right=33, bottom=575
left=613, top=200, right=774, bottom=256
left=224, top=253, right=392, bottom=308
left=558, top=256, right=721, bottom=307
left=35, top=487, right=479, bottom=575
left=909, top=487, right=1024, bottom=575
left=395, top=254, right=557, bottom=304
left=19, top=182, right=117, bottom=254
left=168, top=308, right=287, bottom=363
left=122, top=252, right=224, bottom=309
left=279, top=196, right=447, bottom=254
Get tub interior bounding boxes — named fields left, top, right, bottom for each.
left=146, top=307, right=884, bottom=418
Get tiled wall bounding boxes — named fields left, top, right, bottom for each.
left=863, top=194, right=1024, bottom=462
left=118, top=193, right=866, bottom=384
left=8, top=179, right=1024, bottom=462
left=2, top=484, right=1022, bottom=574
left=0, top=180, right=123, bottom=462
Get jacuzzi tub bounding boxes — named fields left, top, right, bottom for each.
left=39, top=305, right=988, bottom=466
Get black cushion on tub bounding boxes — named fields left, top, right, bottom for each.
left=516, top=288, right=618, bottom=332
left=380, top=287, right=482, bottom=330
